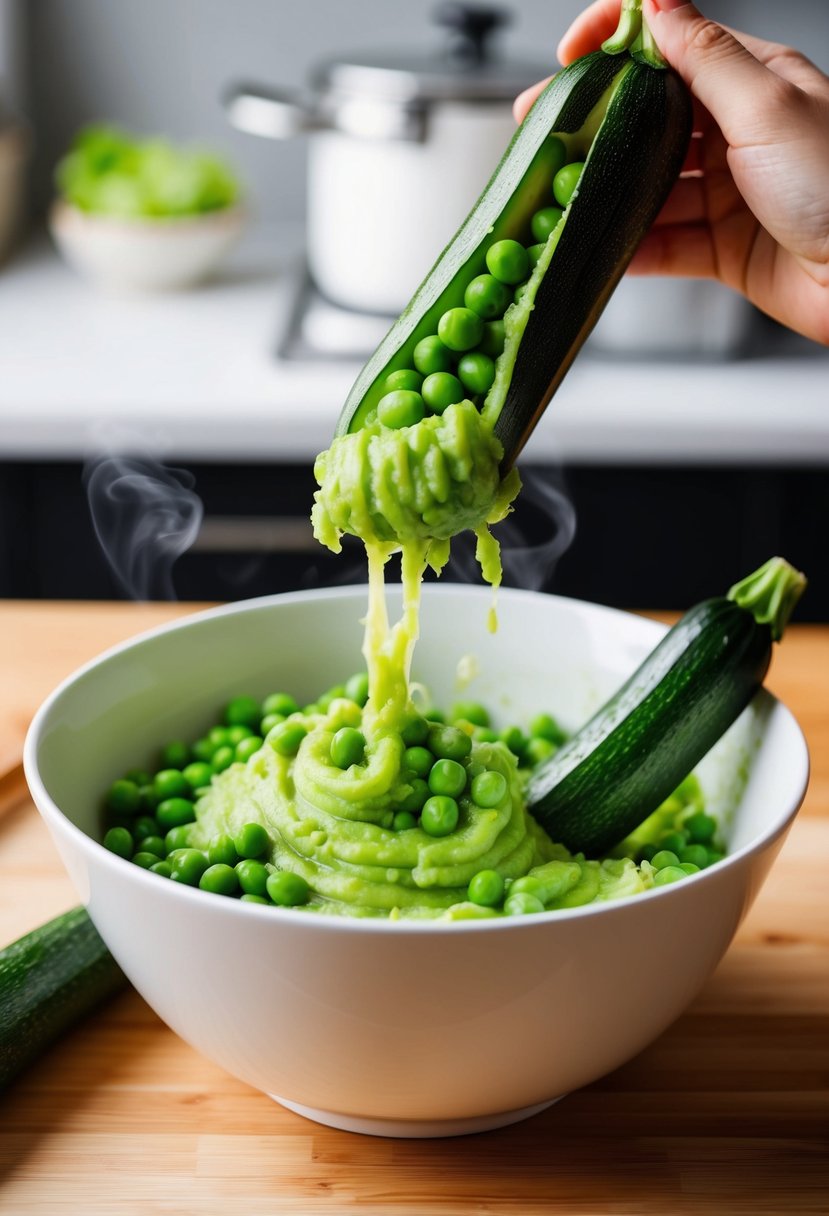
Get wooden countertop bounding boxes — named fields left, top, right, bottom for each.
left=1, top=600, right=827, bottom=1215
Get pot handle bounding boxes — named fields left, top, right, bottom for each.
left=224, top=84, right=320, bottom=139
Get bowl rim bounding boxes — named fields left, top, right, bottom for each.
left=23, top=583, right=811, bottom=936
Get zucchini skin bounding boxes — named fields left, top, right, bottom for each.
left=0, top=906, right=126, bottom=1090
left=335, top=51, right=626, bottom=437
left=527, top=599, right=773, bottom=857
left=493, top=61, right=691, bottom=464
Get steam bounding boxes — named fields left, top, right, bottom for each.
left=84, top=454, right=203, bottom=600
left=447, top=466, right=576, bottom=590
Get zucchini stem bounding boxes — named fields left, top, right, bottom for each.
left=727, top=557, right=807, bottom=642
left=603, top=0, right=667, bottom=69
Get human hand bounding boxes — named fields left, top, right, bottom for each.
left=514, top=0, right=829, bottom=345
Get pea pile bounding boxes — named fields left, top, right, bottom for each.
left=374, top=137, right=583, bottom=431
left=100, top=678, right=724, bottom=916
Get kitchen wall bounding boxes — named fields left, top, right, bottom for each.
left=21, top=0, right=829, bottom=221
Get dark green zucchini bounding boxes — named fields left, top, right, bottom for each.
left=527, top=558, right=807, bottom=857
left=0, top=906, right=126, bottom=1090
left=334, top=1, right=692, bottom=463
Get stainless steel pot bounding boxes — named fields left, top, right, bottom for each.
left=226, top=4, right=549, bottom=314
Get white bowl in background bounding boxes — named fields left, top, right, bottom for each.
left=24, top=586, right=809, bottom=1137
left=49, top=199, right=245, bottom=291
left=0, top=121, right=29, bottom=263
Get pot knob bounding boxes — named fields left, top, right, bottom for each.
left=434, top=3, right=512, bottom=63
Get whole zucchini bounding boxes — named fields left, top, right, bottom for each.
left=0, top=906, right=126, bottom=1090
left=334, top=0, right=692, bottom=461
left=527, top=557, right=807, bottom=857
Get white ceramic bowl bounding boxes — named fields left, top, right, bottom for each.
left=24, top=586, right=808, bottom=1138
left=49, top=199, right=245, bottom=291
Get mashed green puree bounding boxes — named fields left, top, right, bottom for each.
left=185, top=385, right=711, bottom=919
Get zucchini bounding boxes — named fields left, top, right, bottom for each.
left=527, top=558, right=807, bottom=857
left=334, top=0, right=692, bottom=463
left=0, top=906, right=126, bottom=1090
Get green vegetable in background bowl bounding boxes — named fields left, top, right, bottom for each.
left=50, top=125, right=245, bottom=291
left=55, top=124, right=240, bottom=218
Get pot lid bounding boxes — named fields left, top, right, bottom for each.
left=311, top=4, right=550, bottom=103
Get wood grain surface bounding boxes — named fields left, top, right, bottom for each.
left=1, top=600, right=827, bottom=1216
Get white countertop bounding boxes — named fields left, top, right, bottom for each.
left=1, top=227, right=828, bottom=466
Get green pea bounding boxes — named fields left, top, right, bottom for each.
left=156, top=798, right=196, bottom=831
left=403, top=746, right=433, bottom=778
left=553, top=161, right=584, bottom=207
left=384, top=368, right=423, bottom=393
left=378, top=389, right=425, bottom=429
left=437, top=307, right=484, bottom=353
left=124, top=769, right=151, bottom=787
left=269, top=721, right=307, bottom=757
left=639, top=843, right=658, bottom=862
left=485, top=239, right=529, bottom=285
left=260, top=713, right=285, bottom=735
left=413, top=335, right=452, bottom=375
left=653, top=865, right=687, bottom=886
left=266, top=871, right=311, bottom=907
left=207, top=833, right=239, bottom=867
left=164, top=824, right=193, bottom=853
left=211, top=745, right=235, bottom=774
left=224, top=695, right=262, bottom=731
left=424, top=708, right=446, bottom=724
left=526, top=242, right=546, bottom=268
left=529, top=712, right=567, bottom=745
left=236, top=736, right=263, bottom=763
left=397, top=778, right=430, bottom=815
left=137, top=834, right=166, bottom=858
left=199, top=863, right=239, bottom=896
left=427, top=724, right=472, bottom=762
left=500, top=726, right=527, bottom=756
left=240, top=893, right=271, bottom=904
left=463, top=273, right=512, bottom=320
left=208, top=726, right=230, bottom=749
left=421, top=795, right=459, bottom=837
left=106, top=779, right=140, bottom=815
left=263, top=692, right=300, bottom=718
left=132, top=851, right=162, bottom=870
left=685, top=811, right=717, bottom=844
left=510, top=876, right=544, bottom=899
left=457, top=352, right=495, bottom=396
left=679, top=843, right=709, bottom=869
left=235, top=859, right=269, bottom=896
left=150, top=861, right=172, bottom=878
left=531, top=205, right=563, bottom=242
left=474, top=727, right=499, bottom=743
left=504, top=891, right=545, bottom=915
left=680, top=862, right=701, bottom=875
left=468, top=869, right=505, bottom=908
left=226, top=725, right=253, bottom=746
left=330, top=727, right=366, bottom=769
left=174, top=849, right=210, bottom=882
left=133, top=815, right=159, bottom=840
left=103, top=826, right=133, bottom=859
left=659, top=830, right=688, bottom=855
left=191, top=738, right=215, bottom=764
left=706, top=850, right=725, bottom=866
left=160, top=740, right=190, bottom=770
left=401, top=716, right=430, bottom=746
left=182, top=761, right=213, bottom=791
left=136, top=784, right=158, bottom=813
left=421, top=372, right=465, bottom=413
left=651, top=850, right=680, bottom=871
left=303, top=703, right=321, bottom=717
left=522, top=737, right=555, bottom=767
left=393, top=810, right=417, bottom=831
left=470, top=770, right=507, bottom=808
left=428, top=758, right=467, bottom=798
left=450, top=701, right=489, bottom=728
left=153, top=769, right=190, bottom=801
left=479, top=319, right=505, bottom=358
left=234, top=822, right=270, bottom=859
left=344, top=671, right=369, bottom=707
left=167, top=848, right=209, bottom=886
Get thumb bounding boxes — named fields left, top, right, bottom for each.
left=644, top=0, right=787, bottom=143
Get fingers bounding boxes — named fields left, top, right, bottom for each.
left=513, top=77, right=552, bottom=124
left=643, top=1, right=802, bottom=146
left=556, top=0, right=622, bottom=65
left=628, top=223, right=717, bottom=279
left=719, top=26, right=829, bottom=97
